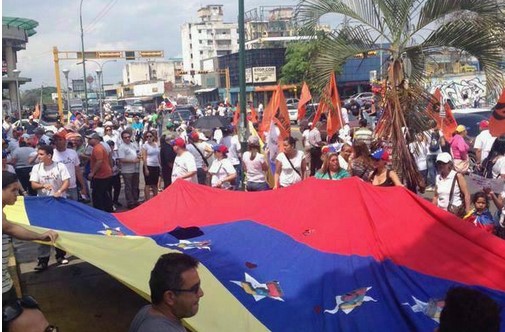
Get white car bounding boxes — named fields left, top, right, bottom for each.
left=13, top=119, right=58, bottom=134
left=288, top=105, right=298, bottom=124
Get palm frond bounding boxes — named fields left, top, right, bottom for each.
left=296, top=0, right=385, bottom=39
left=416, top=0, right=505, bottom=34
left=419, top=19, right=505, bottom=98
left=308, top=25, right=379, bottom=92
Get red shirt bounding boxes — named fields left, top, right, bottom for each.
left=91, top=143, right=112, bottom=179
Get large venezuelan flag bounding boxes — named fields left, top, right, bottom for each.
left=5, top=177, right=505, bottom=331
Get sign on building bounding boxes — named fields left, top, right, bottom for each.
left=252, top=66, right=276, bottom=83
left=245, top=68, right=252, bottom=84
left=72, top=79, right=85, bottom=93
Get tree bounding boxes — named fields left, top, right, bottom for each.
left=21, top=86, right=57, bottom=108
left=280, top=41, right=317, bottom=85
left=298, top=0, right=505, bottom=188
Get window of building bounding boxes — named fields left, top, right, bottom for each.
left=189, top=34, right=192, bottom=39
left=199, top=40, right=202, bottom=44
left=200, top=51, right=203, bottom=55
left=198, top=29, right=201, bottom=33
left=191, top=63, right=194, bottom=69
left=191, top=53, right=193, bottom=59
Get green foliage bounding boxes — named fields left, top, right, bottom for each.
left=21, top=86, right=57, bottom=107
left=280, top=41, right=317, bottom=85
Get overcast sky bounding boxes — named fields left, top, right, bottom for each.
left=3, top=0, right=303, bottom=90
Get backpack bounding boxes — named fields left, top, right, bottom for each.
left=429, top=132, right=440, bottom=152
left=481, top=155, right=498, bottom=179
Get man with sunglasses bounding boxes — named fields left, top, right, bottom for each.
left=3, top=295, right=57, bottom=332
left=129, top=253, right=204, bottom=332
left=118, top=129, right=141, bottom=209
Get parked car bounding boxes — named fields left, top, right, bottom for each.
left=286, top=98, right=299, bottom=108
left=287, top=102, right=298, bottom=124
left=167, top=109, right=194, bottom=127
left=343, top=92, right=374, bottom=108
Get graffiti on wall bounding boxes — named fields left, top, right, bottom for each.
left=429, top=74, right=486, bottom=108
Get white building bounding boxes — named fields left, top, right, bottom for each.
left=181, top=5, right=238, bottom=86
left=122, top=61, right=180, bottom=85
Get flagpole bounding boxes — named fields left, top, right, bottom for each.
left=238, top=0, right=248, bottom=153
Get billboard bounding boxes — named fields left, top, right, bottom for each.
left=245, top=68, right=252, bottom=83
left=252, top=66, right=276, bottom=83
left=133, top=81, right=165, bottom=97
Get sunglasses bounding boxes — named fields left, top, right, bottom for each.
left=2, top=296, right=58, bottom=331
left=168, top=282, right=201, bottom=295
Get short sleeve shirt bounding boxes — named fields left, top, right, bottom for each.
left=276, top=151, right=304, bottom=187
left=242, top=151, right=266, bottom=183
left=91, top=144, right=112, bottom=179
left=128, top=305, right=186, bottom=332
left=142, top=143, right=161, bottom=167
left=209, top=158, right=236, bottom=189
left=30, top=162, right=71, bottom=197
left=118, top=142, right=140, bottom=173
left=52, top=148, right=80, bottom=188
left=172, top=151, right=198, bottom=183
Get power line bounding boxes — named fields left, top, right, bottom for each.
left=84, top=0, right=120, bottom=34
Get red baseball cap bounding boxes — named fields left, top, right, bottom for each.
left=170, top=137, right=186, bottom=148
left=479, top=120, right=489, bottom=130
left=212, top=144, right=228, bottom=154
left=190, top=131, right=200, bottom=141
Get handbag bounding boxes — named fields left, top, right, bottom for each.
left=285, top=153, right=302, bottom=178
left=447, top=175, right=465, bottom=218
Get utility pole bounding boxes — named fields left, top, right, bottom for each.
left=80, top=0, right=88, bottom=113
left=238, top=0, right=248, bottom=152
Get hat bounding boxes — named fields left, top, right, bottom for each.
left=190, top=131, right=200, bottom=141
left=370, top=148, right=389, bottom=161
left=213, top=144, right=228, bottom=154
left=170, top=137, right=186, bottom=148
left=247, top=135, right=260, bottom=146
left=53, top=129, right=68, bottom=140
left=198, top=132, right=208, bottom=141
left=66, top=132, right=82, bottom=140
left=86, top=132, right=101, bottom=140
left=34, top=127, right=45, bottom=134
left=436, top=152, right=452, bottom=163
left=455, top=125, right=467, bottom=133
left=479, top=120, right=489, bottom=130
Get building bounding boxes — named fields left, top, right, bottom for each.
left=122, top=60, right=181, bottom=85
left=2, top=16, right=38, bottom=118
left=244, top=6, right=300, bottom=50
left=180, top=5, right=239, bottom=86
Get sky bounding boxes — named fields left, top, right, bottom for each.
left=3, top=0, right=303, bottom=90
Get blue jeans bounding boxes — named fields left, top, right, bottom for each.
left=233, top=164, right=242, bottom=190
left=427, top=154, right=438, bottom=187
left=246, top=181, right=270, bottom=191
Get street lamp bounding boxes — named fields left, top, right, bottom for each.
left=95, top=69, right=103, bottom=120
left=12, top=69, right=21, bottom=120
left=62, top=69, right=71, bottom=115
left=80, top=0, right=88, bottom=113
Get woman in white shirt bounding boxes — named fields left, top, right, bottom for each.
left=208, top=145, right=236, bottom=190
left=274, top=136, right=306, bottom=189
left=242, top=136, right=269, bottom=191
left=432, top=152, right=470, bottom=217
left=141, top=131, right=161, bottom=201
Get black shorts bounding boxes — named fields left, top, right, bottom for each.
left=144, top=166, right=160, bottom=185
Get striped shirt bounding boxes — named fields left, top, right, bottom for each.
left=2, top=234, right=13, bottom=293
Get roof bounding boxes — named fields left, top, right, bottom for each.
left=2, top=17, right=39, bottom=36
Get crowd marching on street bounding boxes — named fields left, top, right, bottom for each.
left=1, top=96, right=504, bottom=331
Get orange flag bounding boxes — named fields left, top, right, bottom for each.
left=427, top=89, right=458, bottom=141
left=232, top=106, right=240, bottom=126
left=489, top=88, right=505, bottom=137
left=33, top=103, right=40, bottom=119
left=297, top=82, right=312, bottom=121
left=249, top=104, right=259, bottom=124
left=311, top=73, right=343, bottom=139
left=260, top=85, right=291, bottom=140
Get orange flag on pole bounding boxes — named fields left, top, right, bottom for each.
left=297, top=82, right=312, bottom=121
left=427, top=88, right=458, bottom=141
left=249, top=104, right=259, bottom=124
left=311, top=73, right=343, bottom=139
left=33, top=103, right=40, bottom=119
left=260, top=85, right=291, bottom=140
left=489, top=88, right=505, bottom=137
left=232, top=106, right=240, bottom=126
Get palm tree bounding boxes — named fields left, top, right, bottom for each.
left=297, top=0, right=505, bottom=189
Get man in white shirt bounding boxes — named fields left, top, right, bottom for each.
left=118, top=129, right=141, bottom=209
left=52, top=131, right=86, bottom=201
left=29, top=145, right=70, bottom=270
left=220, top=125, right=242, bottom=189
left=187, top=132, right=212, bottom=185
left=474, top=120, right=496, bottom=165
left=308, top=123, right=324, bottom=176
left=170, top=138, right=198, bottom=183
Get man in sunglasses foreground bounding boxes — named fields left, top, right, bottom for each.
left=129, top=253, right=204, bottom=332
left=3, top=295, right=57, bottom=332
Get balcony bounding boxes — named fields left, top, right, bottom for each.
left=214, top=34, right=231, bottom=40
